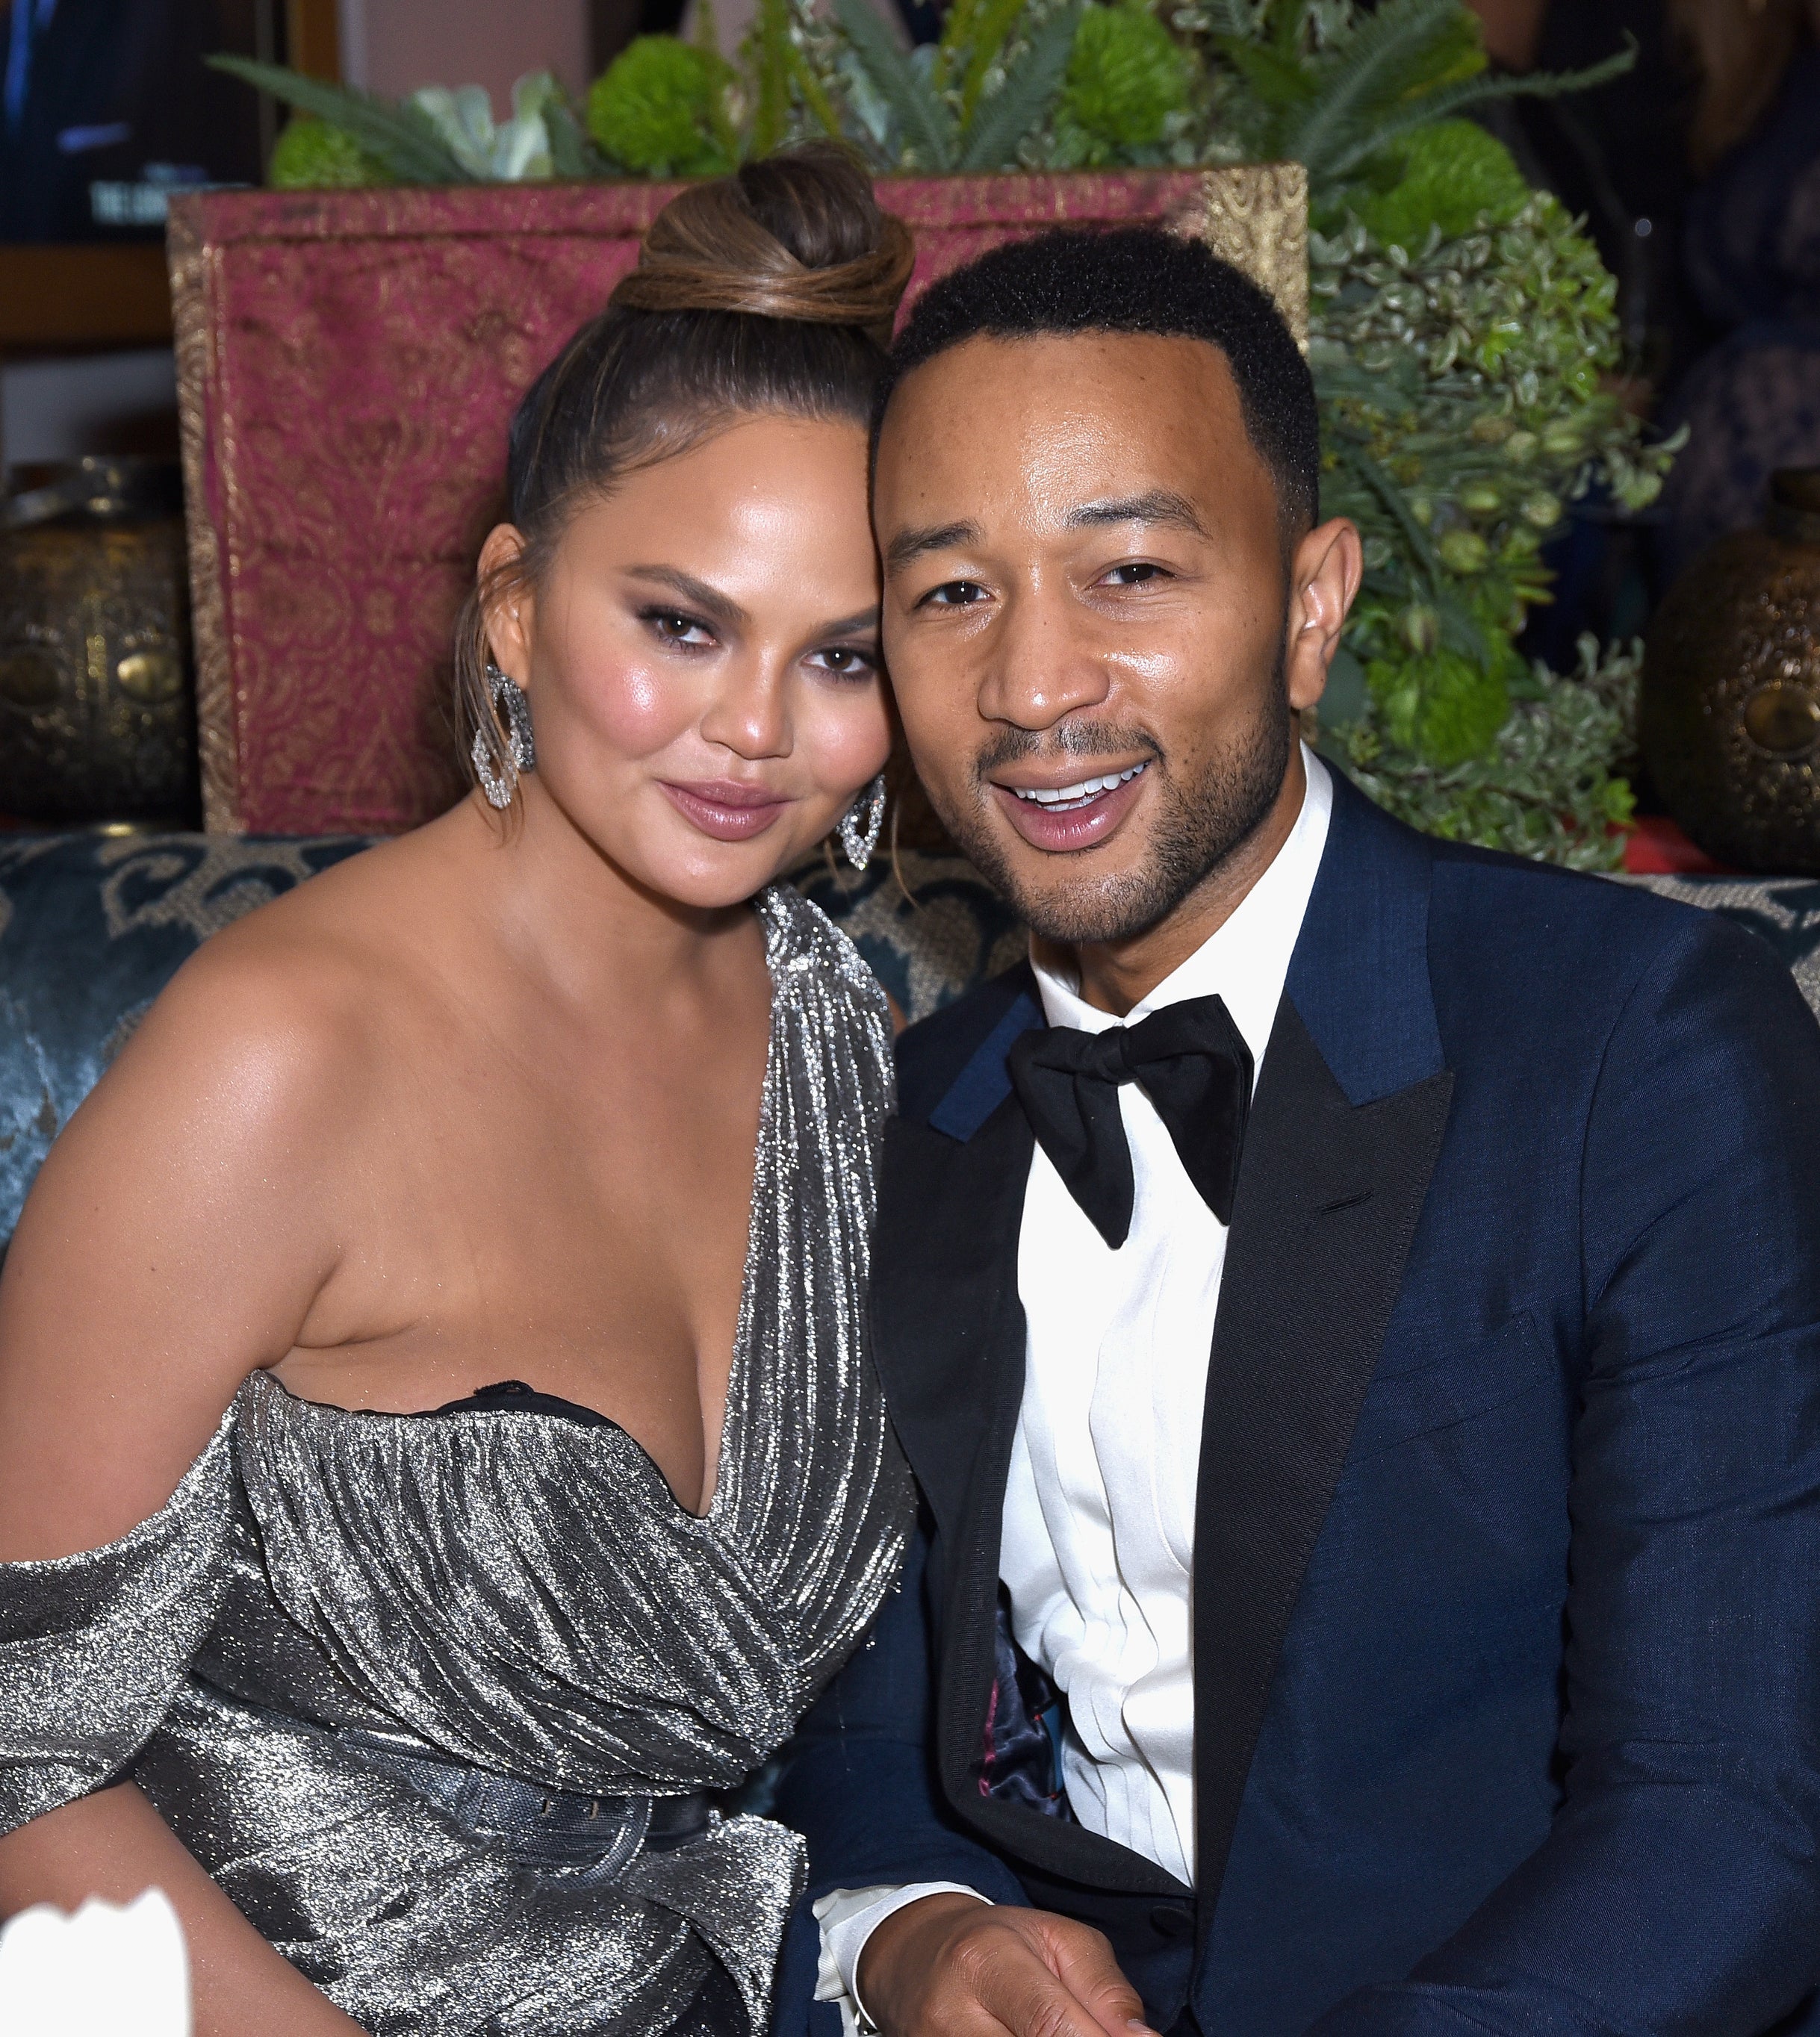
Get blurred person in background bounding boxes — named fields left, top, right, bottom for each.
left=1468, top=0, right=1820, bottom=591
left=1653, top=0, right=1820, bottom=582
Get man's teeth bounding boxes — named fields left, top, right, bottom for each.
left=1011, top=763, right=1146, bottom=811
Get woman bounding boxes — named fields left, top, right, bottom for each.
left=0, top=146, right=913, bottom=2036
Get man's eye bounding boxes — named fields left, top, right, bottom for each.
left=807, top=646, right=879, bottom=679
left=921, top=579, right=988, bottom=609
left=645, top=610, right=715, bottom=647
left=1105, top=562, right=1167, bottom=586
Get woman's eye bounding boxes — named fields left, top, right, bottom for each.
left=1104, top=562, right=1167, bottom=586
left=807, top=646, right=878, bottom=679
left=921, top=579, right=988, bottom=609
left=645, top=610, right=715, bottom=647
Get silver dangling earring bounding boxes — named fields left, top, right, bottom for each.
left=473, top=660, right=535, bottom=810
left=837, top=771, right=887, bottom=871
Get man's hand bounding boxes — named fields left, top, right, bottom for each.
left=857, top=1891, right=1156, bottom=2037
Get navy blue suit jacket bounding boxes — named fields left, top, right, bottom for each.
left=774, top=773, right=1820, bottom=2037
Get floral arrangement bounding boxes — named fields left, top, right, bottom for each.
left=215, top=0, right=1670, bottom=869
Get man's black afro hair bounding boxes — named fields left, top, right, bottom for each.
left=876, top=224, right=1320, bottom=535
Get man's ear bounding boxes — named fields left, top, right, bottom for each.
left=476, top=523, right=535, bottom=688
left=1284, top=517, right=1364, bottom=715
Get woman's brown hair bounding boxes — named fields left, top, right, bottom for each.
left=453, top=143, right=914, bottom=803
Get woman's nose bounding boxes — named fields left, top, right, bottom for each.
left=700, top=658, right=792, bottom=760
left=976, top=591, right=1111, bottom=731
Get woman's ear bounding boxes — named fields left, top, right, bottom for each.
left=1285, top=517, right=1365, bottom=715
left=476, top=524, right=535, bottom=688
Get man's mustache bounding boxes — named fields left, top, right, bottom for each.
left=972, top=723, right=1163, bottom=786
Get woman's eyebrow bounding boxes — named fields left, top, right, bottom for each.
left=624, top=565, right=750, bottom=628
left=816, top=606, right=882, bottom=638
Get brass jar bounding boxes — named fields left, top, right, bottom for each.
left=1642, top=467, right=1820, bottom=874
left=0, top=458, right=198, bottom=827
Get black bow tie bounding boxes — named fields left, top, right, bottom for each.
left=1007, top=995, right=1253, bottom=1250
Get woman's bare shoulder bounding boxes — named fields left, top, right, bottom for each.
left=123, top=815, right=470, bottom=1079
left=0, top=826, right=461, bottom=1557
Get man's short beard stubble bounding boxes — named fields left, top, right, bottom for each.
left=937, top=639, right=1293, bottom=948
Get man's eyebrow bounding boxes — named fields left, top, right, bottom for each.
left=624, top=565, right=751, bottom=629
left=1064, top=491, right=1209, bottom=538
left=883, top=521, right=981, bottom=573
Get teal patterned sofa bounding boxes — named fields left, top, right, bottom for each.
left=1, top=829, right=1817, bottom=1254
left=0, top=832, right=1022, bottom=1252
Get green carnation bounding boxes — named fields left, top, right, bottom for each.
left=1367, top=647, right=1509, bottom=768
left=1055, top=1, right=1189, bottom=167
left=1352, top=119, right=1530, bottom=250
left=268, top=114, right=389, bottom=189
left=586, top=37, right=735, bottom=178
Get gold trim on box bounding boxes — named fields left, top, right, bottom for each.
left=1183, top=163, right=1308, bottom=350
left=168, top=201, right=243, bottom=833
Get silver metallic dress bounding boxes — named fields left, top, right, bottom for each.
left=0, top=886, right=910, bottom=2036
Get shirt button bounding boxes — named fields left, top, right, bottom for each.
left=1150, top=1901, right=1195, bottom=1941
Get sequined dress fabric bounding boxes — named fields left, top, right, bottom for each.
left=0, top=886, right=910, bottom=2036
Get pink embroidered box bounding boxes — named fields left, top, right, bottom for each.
left=169, top=168, right=1305, bottom=833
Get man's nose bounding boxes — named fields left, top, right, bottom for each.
left=701, top=657, right=791, bottom=759
left=976, top=589, right=1110, bottom=730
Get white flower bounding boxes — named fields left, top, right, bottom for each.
left=409, top=71, right=560, bottom=181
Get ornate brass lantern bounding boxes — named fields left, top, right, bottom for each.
left=0, top=458, right=198, bottom=827
left=1642, top=468, right=1820, bottom=875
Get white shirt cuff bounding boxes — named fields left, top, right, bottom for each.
left=812, top=1883, right=992, bottom=2036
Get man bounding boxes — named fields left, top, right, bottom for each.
left=774, top=226, right=1820, bottom=2037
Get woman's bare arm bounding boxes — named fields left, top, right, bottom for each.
left=0, top=931, right=367, bottom=2033
left=0, top=1788, right=362, bottom=2036
left=0, top=929, right=355, bottom=1555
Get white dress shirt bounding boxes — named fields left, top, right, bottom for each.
left=816, top=751, right=1333, bottom=2029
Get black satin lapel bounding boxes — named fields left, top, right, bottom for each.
left=870, top=1098, right=1031, bottom=1543
left=874, top=1097, right=1187, bottom=1898
left=1193, top=999, right=1454, bottom=1926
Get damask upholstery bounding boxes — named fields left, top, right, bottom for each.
left=0, top=834, right=370, bottom=1251
left=1, top=831, right=1816, bottom=1254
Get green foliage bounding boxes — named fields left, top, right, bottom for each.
left=1320, top=635, right=1640, bottom=870
left=739, top=0, right=847, bottom=158
left=1054, top=1, right=1192, bottom=166
left=216, top=0, right=1678, bottom=865
left=1350, top=118, right=1529, bottom=247
left=1310, top=190, right=1677, bottom=808
left=1184, top=0, right=1632, bottom=188
left=587, top=37, right=739, bottom=175
left=214, top=56, right=609, bottom=184
left=267, top=115, right=388, bottom=189
left=1366, top=646, right=1509, bottom=768
left=827, top=0, right=1085, bottom=172
left=210, top=55, right=472, bottom=181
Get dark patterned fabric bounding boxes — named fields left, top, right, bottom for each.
left=1, top=831, right=1815, bottom=1253
left=1657, top=43, right=1820, bottom=584
left=0, top=834, right=372, bottom=1256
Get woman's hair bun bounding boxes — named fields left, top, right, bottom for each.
left=610, top=143, right=915, bottom=340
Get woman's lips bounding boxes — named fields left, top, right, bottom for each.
left=990, top=761, right=1150, bottom=853
left=659, top=779, right=791, bottom=842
